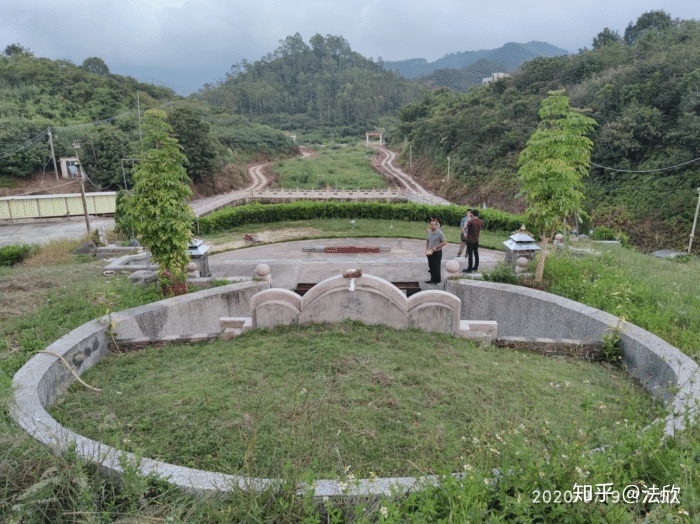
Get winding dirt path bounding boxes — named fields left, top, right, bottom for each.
left=374, top=146, right=451, bottom=204
left=189, top=145, right=449, bottom=216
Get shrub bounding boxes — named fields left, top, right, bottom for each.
left=0, top=244, right=34, bottom=266
left=482, top=261, right=518, bottom=284
left=589, top=225, right=617, bottom=241
left=197, top=201, right=525, bottom=234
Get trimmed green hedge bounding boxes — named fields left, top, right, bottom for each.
left=196, top=201, right=526, bottom=234
left=0, top=244, right=34, bottom=266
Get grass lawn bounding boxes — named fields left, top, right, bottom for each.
left=51, top=321, right=659, bottom=479
left=201, top=218, right=508, bottom=253
left=545, top=242, right=700, bottom=360
left=270, top=143, right=387, bottom=189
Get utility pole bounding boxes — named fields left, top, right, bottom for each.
left=121, top=159, right=128, bottom=191
left=688, top=187, right=700, bottom=255
left=409, top=144, right=412, bottom=170
left=72, top=140, right=91, bottom=234
left=47, top=128, right=59, bottom=181
left=447, top=156, right=451, bottom=181
left=136, top=90, right=143, bottom=148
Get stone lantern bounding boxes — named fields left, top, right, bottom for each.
left=503, top=225, right=540, bottom=266
left=187, top=238, right=211, bottom=277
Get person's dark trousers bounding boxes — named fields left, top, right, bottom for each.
left=467, top=242, right=479, bottom=271
left=428, top=249, right=442, bottom=282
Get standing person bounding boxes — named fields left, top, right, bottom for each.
left=425, top=218, right=446, bottom=284
left=425, top=215, right=443, bottom=272
left=463, top=209, right=483, bottom=273
left=456, top=209, right=472, bottom=257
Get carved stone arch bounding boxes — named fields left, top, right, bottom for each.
left=250, top=289, right=302, bottom=329
left=298, top=274, right=409, bottom=329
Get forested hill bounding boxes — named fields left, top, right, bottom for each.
left=392, top=12, right=700, bottom=250
left=195, top=33, right=424, bottom=135
left=384, top=41, right=569, bottom=79
left=0, top=46, right=174, bottom=180
left=0, top=45, right=296, bottom=191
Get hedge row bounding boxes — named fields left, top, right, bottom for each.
left=0, top=244, right=34, bottom=266
left=196, top=201, right=526, bottom=234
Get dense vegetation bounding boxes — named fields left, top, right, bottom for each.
left=196, top=33, right=423, bottom=135
left=0, top=45, right=296, bottom=191
left=393, top=12, right=700, bottom=250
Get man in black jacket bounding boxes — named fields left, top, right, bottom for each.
left=463, top=209, right=483, bottom=273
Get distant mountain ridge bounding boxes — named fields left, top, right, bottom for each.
left=384, top=41, right=570, bottom=79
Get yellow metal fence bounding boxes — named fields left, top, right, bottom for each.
left=0, top=192, right=117, bottom=220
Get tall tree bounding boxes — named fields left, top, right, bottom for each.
left=592, top=28, right=621, bottom=50
left=624, top=10, right=673, bottom=44
left=81, top=56, right=110, bottom=76
left=3, top=43, right=33, bottom=56
left=517, top=90, right=597, bottom=281
left=122, top=110, right=194, bottom=285
left=169, top=106, right=216, bottom=182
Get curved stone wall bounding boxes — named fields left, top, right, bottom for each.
left=11, top=277, right=700, bottom=497
left=446, top=279, right=700, bottom=433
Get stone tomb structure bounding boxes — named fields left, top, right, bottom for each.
left=251, top=273, right=496, bottom=342
left=10, top=272, right=700, bottom=498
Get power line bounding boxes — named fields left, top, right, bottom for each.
left=54, top=111, right=133, bottom=131
left=0, top=98, right=173, bottom=161
left=0, top=128, right=49, bottom=161
left=590, top=156, right=700, bottom=174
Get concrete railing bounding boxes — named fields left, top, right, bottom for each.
left=190, top=188, right=450, bottom=216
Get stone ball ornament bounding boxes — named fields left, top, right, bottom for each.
left=255, top=264, right=271, bottom=277
left=515, top=257, right=530, bottom=274
left=445, top=259, right=461, bottom=276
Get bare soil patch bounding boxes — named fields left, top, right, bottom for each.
left=210, top=227, right=322, bottom=252
left=0, top=174, right=84, bottom=197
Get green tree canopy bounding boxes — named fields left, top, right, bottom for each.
left=123, top=109, right=194, bottom=282
left=169, top=106, right=216, bottom=182
left=624, top=10, right=673, bottom=44
left=3, top=43, right=33, bottom=57
left=81, top=57, right=110, bottom=76
left=517, top=90, right=597, bottom=280
left=592, top=28, right=621, bottom=50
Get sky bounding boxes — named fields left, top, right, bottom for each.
left=1, top=1, right=697, bottom=95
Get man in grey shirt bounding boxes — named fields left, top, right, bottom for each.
left=425, top=219, right=447, bottom=284
left=457, top=208, right=471, bottom=257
